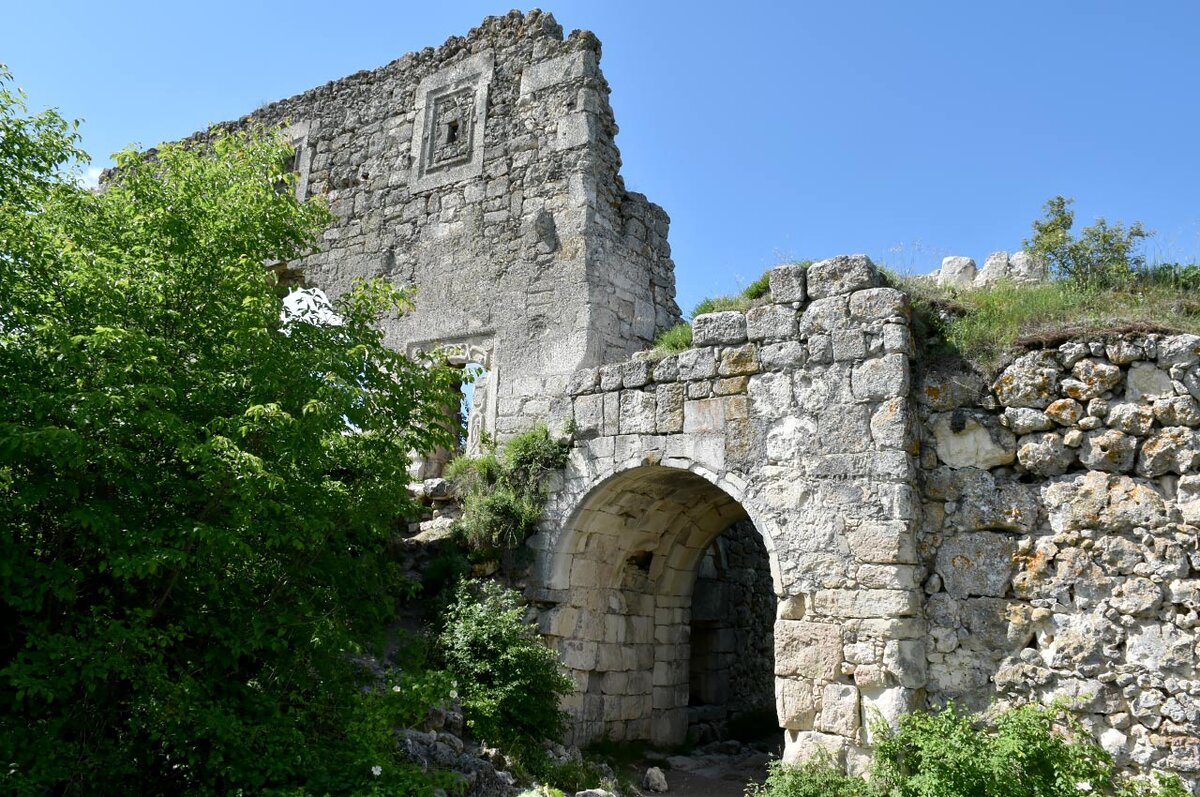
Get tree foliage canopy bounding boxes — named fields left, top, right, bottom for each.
left=0, top=67, right=461, bottom=794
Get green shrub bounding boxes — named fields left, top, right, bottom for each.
left=439, top=581, right=573, bottom=768
left=446, top=425, right=568, bottom=554
left=746, top=703, right=1188, bottom=797
left=693, top=294, right=754, bottom=316
left=742, top=271, right=774, bottom=300
left=1026, top=195, right=1151, bottom=289
left=653, top=321, right=693, bottom=353
left=745, top=755, right=871, bottom=797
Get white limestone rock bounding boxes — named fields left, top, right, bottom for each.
left=692, top=311, right=747, bottom=346
left=938, top=256, right=976, bottom=287
left=807, top=255, right=879, bottom=300
left=930, top=411, right=1016, bottom=469
left=1017, top=432, right=1075, bottom=476
left=993, top=351, right=1061, bottom=408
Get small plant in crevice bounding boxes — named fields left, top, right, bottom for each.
left=444, top=425, right=568, bottom=557
left=438, top=581, right=573, bottom=771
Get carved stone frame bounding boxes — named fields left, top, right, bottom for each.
left=280, top=120, right=313, bottom=201
left=409, top=51, right=494, bottom=193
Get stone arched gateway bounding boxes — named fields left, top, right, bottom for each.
left=526, top=256, right=926, bottom=766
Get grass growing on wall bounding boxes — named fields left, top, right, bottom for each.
left=652, top=261, right=811, bottom=356
left=445, top=425, right=568, bottom=555
left=890, top=272, right=1200, bottom=373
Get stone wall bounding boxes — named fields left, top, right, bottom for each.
left=529, top=255, right=922, bottom=754
left=917, top=336, right=1200, bottom=785
left=191, top=10, right=678, bottom=445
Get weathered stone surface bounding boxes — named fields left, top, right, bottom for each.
left=1153, top=396, right=1200, bottom=427
left=746, top=304, right=797, bottom=341
left=719, top=344, right=760, bottom=377
left=1008, top=250, right=1047, bottom=282
left=1017, top=432, right=1075, bottom=476
left=848, top=287, right=910, bottom=322
left=775, top=678, right=816, bottom=730
left=938, top=256, right=976, bottom=287
left=1042, top=471, right=1170, bottom=534
left=807, top=255, right=879, bottom=300
left=1126, top=362, right=1175, bottom=402
left=974, top=251, right=1009, bottom=285
left=1044, top=398, right=1083, bottom=426
left=775, top=621, right=842, bottom=681
left=692, top=312, right=747, bottom=346
left=818, top=683, right=860, bottom=736
left=851, top=354, right=910, bottom=401
left=936, top=532, right=1016, bottom=598
left=993, top=352, right=1061, bottom=408
left=1107, top=402, right=1154, bottom=435
left=677, top=347, right=718, bottom=381
left=1005, top=406, right=1055, bottom=434
left=1064, top=359, right=1123, bottom=401
left=930, top=411, right=1016, bottom=469
left=769, top=263, right=808, bottom=304
left=1137, top=427, right=1200, bottom=476
left=1079, top=429, right=1137, bottom=472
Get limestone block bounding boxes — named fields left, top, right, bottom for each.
left=1003, top=406, right=1056, bottom=434
left=746, top=303, right=797, bottom=341
left=974, top=251, right=1009, bottom=285
left=936, top=532, right=1016, bottom=597
left=692, top=311, right=747, bottom=346
left=519, top=50, right=596, bottom=98
left=747, top=372, right=794, bottom=419
left=1153, top=396, right=1200, bottom=427
left=642, top=767, right=668, bottom=793
left=1107, top=402, right=1154, bottom=435
left=775, top=620, right=843, bottom=680
left=715, top=376, right=748, bottom=395
left=568, top=367, right=599, bottom=395
left=783, top=730, right=847, bottom=766
left=1044, top=398, right=1083, bottom=426
left=677, top=347, right=718, bottom=381
left=759, top=341, right=807, bottom=370
left=882, top=639, right=927, bottom=689
left=1126, top=622, right=1195, bottom=672
left=937, top=256, right=976, bottom=287
left=718, top=343, right=760, bottom=377
left=798, top=295, right=850, bottom=335
left=619, top=390, right=656, bottom=435
left=682, top=397, right=724, bottom=434
left=574, top=394, right=605, bottom=437
left=1137, top=426, right=1200, bottom=476
left=776, top=677, right=817, bottom=730
left=818, top=683, right=861, bottom=737
left=813, top=589, right=920, bottom=618
left=1158, top=333, right=1200, bottom=368
left=992, top=351, right=1061, bottom=408
left=851, top=354, right=910, bottom=401
left=1008, top=250, right=1047, bottom=282
left=554, top=112, right=595, bottom=150
left=769, top=262, right=808, bottom=304
left=1043, top=471, right=1170, bottom=534
left=655, top=383, right=684, bottom=434
left=860, top=686, right=917, bottom=743
left=882, top=323, right=914, bottom=356
left=1110, top=577, right=1163, bottom=617
left=1063, top=358, right=1122, bottom=401
left=849, top=287, right=910, bottom=323
left=857, top=564, right=919, bottom=590
left=620, top=360, right=652, bottom=389
left=847, top=521, right=917, bottom=564
left=832, top=329, right=867, bottom=361
left=1017, top=432, right=1075, bottom=476
left=649, top=354, right=679, bottom=383
left=930, top=411, right=1016, bottom=469
left=1126, top=362, right=1175, bottom=402
left=1079, top=428, right=1137, bottom=472
left=807, top=255, right=879, bottom=300
left=870, top=397, right=910, bottom=450
left=599, top=365, right=623, bottom=392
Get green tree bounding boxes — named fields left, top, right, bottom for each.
left=0, top=68, right=461, bottom=794
left=1025, top=195, right=1151, bottom=288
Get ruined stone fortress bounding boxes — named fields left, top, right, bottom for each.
left=215, top=10, right=1200, bottom=788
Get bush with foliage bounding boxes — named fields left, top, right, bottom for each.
left=1025, top=195, right=1151, bottom=289
left=445, top=425, right=568, bottom=554
left=652, top=321, right=694, bottom=353
left=746, top=703, right=1187, bottom=797
left=439, top=581, right=573, bottom=769
left=0, top=67, right=462, bottom=794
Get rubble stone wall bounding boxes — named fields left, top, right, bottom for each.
left=196, top=10, right=678, bottom=442
left=917, top=336, right=1200, bottom=783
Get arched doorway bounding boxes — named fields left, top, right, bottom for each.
left=538, top=465, right=781, bottom=747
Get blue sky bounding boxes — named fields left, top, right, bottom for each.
left=6, top=1, right=1199, bottom=315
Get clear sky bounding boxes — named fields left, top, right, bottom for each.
left=6, top=1, right=1199, bottom=315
